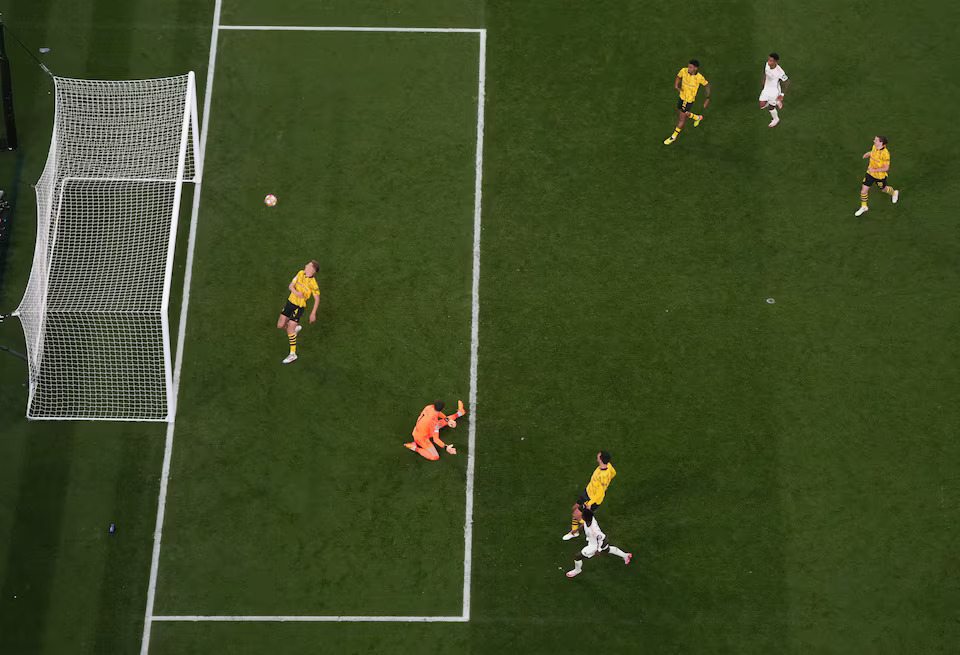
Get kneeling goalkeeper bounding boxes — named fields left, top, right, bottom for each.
left=405, top=399, right=465, bottom=461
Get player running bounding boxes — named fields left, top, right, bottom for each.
left=277, top=260, right=320, bottom=364
left=565, top=508, right=631, bottom=578
left=759, top=52, right=790, bottom=127
left=855, top=136, right=899, bottom=216
left=562, top=451, right=616, bottom=541
left=664, top=59, right=710, bottom=145
left=405, top=399, right=465, bottom=461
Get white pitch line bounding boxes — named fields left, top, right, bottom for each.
left=462, top=28, right=486, bottom=623
left=139, top=1, right=223, bottom=653
left=218, top=25, right=483, bottom=33
left=153, top=615, right=468, bottom=623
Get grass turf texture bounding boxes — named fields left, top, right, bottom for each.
left=0, top=0, right=958, bottom=653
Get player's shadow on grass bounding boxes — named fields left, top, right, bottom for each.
left=0, top=425, right=76, bottom=654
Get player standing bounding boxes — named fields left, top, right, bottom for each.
left=759, top=52, right=790, bottom=127
left=664, top=59, right=710, bottom=145
left=405, top=399, right=465, bottom=461
left=276, top=260, right=320, bottom=364
left=855, top=136, right=899, bottom=216
left=565, top=508, right=631, bottom=578
left=562, top=451, right=616, bottom=540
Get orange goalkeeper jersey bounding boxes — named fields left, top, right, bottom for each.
left=413, top=404, right=448, bottom=444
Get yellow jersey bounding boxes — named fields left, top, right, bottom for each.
left=677, top=68, right=708, bottom=103
left=287, top=270, right=319, bottom=308
left=585, top=463, right=616, bottom=506
left=867, top=145, right=890, bottom=179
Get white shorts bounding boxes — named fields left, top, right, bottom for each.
left=759, top=90, right=780, bottom=105
left=580, top=540, right=608, bottom=559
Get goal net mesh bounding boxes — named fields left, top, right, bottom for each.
left=15, top=74, right=198, bottom=421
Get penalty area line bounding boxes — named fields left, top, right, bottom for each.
left=462, top=27, right=486, bottom=623
left=152, top=615, right=469, bottom=623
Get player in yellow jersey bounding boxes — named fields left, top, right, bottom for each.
left=276, top=260, right=320, bottom=364
left=665, top=59, right=711, bottom=145
left=561, top=451, right=617, bottom=541
left=855, top=136, right=899, bottom=216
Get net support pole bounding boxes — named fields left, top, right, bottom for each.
left=0, top=24, right=18, bottom=150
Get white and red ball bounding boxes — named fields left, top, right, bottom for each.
left=264, top=194, right=277, bottom=207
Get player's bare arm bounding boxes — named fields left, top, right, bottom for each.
left=674, top=75, right=681, bottom=91
left=703, top=83, right=711, bottom=108
left=779, top=78, right=790, bottom=100
left=309, top=293, right=319, bottom=322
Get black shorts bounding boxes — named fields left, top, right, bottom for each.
left=677, top=97, right=692, bottom=112
left=577, top=490, right=598, bottom=512
left=281, top=301, right=304, bottom=322
left=862, top=173, right=889, bottom=189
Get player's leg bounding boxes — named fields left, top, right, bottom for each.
left=566, top=554, right=584, bottom=577
left=562, top=503, right=582, bottom=540
left=415, top=442, right=440, bottom=461
left=767, top=106, right=779, bottom=127
left=759, top=93, right=779, bottom=126
left=665, top=100, right=686, bottom=144
left=283, top=319, right=298, bottom=360
left=283, top=312, right=302, bottom=364
left=765, top=99, right=779, bottom=127
left=566, top=544, right=596, bottom=577
left=855, top=181, right=871, bottom=216
left=881, top=180, right=898, bottom=203
left=606, top=544, right=632, bottom=564
left=277, top=315, right=288, bottom=330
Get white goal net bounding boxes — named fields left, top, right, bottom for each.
left=13, top=72, right=200, bottom=421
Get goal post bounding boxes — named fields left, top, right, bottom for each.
left=12, top=72, right=200, bottom=421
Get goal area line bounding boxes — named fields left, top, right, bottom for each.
left=153, top=615, right=468, bottom=623
left=218, top=25, right=484, bottom=33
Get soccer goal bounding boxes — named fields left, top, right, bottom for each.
left=11, top=72, right=200, bottom=421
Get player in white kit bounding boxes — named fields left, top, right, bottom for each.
left=759, top=52, right=790, bottom=128
left=565, top=508, right=631, bottom=577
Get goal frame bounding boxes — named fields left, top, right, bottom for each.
left=13, top=71, right=201, bottom=422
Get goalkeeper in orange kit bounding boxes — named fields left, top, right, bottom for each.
left=405, top=399, right=465, bottom=461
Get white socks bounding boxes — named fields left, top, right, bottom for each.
left=608, top=546, right=628, bottom=561
left=572, top=560, right=583, bottom=572
left=769, top=108, right=779, bottom=121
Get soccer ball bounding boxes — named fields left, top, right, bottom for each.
left=264, top=194, right=277, bottom=207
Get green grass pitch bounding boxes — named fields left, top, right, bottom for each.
left=0, top=1, right=958, bottom=653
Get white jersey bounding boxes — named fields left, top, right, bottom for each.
left=581, top=518, right=607, bottom=558
left=763, top=64, right=788, bottom=95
